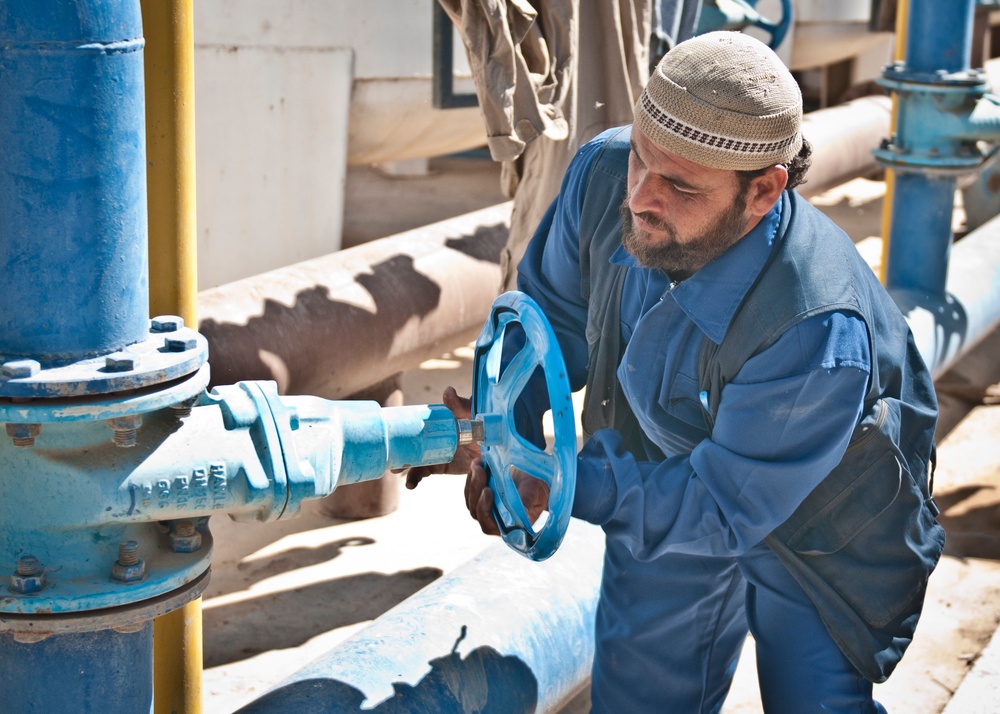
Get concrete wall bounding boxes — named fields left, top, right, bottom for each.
left=192, top=0, right=484, bottom=290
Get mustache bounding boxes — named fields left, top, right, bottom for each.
left=619, top=199, right=670, bottom=232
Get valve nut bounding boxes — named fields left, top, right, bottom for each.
left=1, top=359, right=41, bottom=379
left=6, top=423, right=41, bottom=448
left=168, top=521, right=203, bottom=553
left=108, top=415, right=142, bottom=448
left=10, top=556, right=46, bottom=594
left=164, top=336, right=198, bottom=352
left=105, top=352, right=137, bottom=372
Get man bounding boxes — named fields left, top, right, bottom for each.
left=408, top=31, right=945, bottom=712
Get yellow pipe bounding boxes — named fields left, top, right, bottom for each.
left=143, top=0, right=199, bottom=325
left=879, top=0, right=910, bottom=284
left=140, top=1, right=203, bottom=712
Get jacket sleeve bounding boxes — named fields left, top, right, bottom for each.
left=572, top=311, right=872, bottom=560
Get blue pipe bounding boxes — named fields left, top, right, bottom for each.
left=236, top=523, right=605, bottom=714
left=0, top=0, right=149, bottom=364
left=0, top=623, right=153, bottom=714
left=885, top=173, right=956, bottom=296
left=877, top=0, right=980, bottom=296
left=904, top=0, right=974, bottom=76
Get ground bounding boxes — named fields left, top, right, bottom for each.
left=201, top=158, right=1000, bottom=712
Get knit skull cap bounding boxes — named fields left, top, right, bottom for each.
left=634, top=31, right=803, bottom=171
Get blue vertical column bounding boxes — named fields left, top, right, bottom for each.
left=881, top=0, right=978, bottom=296
left=0, top=0, right=149, bottom=363
left=0, top=2, right=157, bottom=711
left=904, top=0, right=974, bottom=75
left=886, top=174, right=958, bottom=296
left=0, top=623, right=154, bottom=713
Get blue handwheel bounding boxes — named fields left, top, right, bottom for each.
left=472, top=291, right=576, bottom=561
left=750, top=0, right=792, bottom=50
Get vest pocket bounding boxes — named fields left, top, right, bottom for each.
left=785, top=450, right=901, bottom=556
left=774, top=399, right=945, bottom=630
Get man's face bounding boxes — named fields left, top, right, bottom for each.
left=623, top=128, right=753, bottom=280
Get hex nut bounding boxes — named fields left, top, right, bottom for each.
left=151, top=315, right=183, bottom=333
left=112, top=559, right=146, bottom=583
left=164, top=336, right=198, bottom=352
left=169, top=524, right=203, bottom=554
left=105, top=352, right=137, bottom=372
left=6, top=423, right=41, bottom=448
left=10, top=571, right=46, bottom=594
left=1, top=359, right=41, bottom=379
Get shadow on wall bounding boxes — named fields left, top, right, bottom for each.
left=235, top=626, right=538, bottom=714
left=199, top=224, right=507, bottom=399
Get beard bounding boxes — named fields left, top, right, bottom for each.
left=620, top=191, right=750, bottom=280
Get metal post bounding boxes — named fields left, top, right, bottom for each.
left=0, top=624, right=154, bottom=714
left=877, top=0, right=980, bottom=296
left=0, top=0, right=149, bottom=362
left=139, top=0, right=204, bottom=708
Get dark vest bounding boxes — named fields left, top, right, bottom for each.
left=577, top=126, right=945, bottom=683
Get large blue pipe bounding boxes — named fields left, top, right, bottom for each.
left=904, top=0, right=974, bottom=75
left=881, top=0, right=979, bottom=296
left=0, top=0, right=149, bottom=364
left=0, top=2, right=154, bottom=710
left=0, top=624, right=153, bottom=713
left=237, top=523, right=604, bottom=714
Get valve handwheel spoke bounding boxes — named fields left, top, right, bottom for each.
left=472, top=291, right=576, bottom=561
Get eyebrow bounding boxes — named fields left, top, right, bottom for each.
left=630, top=137, right=703, bottom=193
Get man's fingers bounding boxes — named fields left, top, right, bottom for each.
left=442, top=386, right=471, bottom=418
left=474, top=486, right=500, bottom=536
left=405, top=466, right=433, bottom=490
left=465, top=458, right=487, bottom=513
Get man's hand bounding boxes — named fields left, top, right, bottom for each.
left=464, top=458, right=551, bottom=536
left=402, top=386, right=479, bottom=490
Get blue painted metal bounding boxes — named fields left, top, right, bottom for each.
left=873, top=0, right=987, bottom=297
left=883, top=172, right=958, bottom=296
left=695, top=0, right=793, bottom=49
left=473, top=291, right=576, bottom=562
left=903, top=0, right=974, bottom=76
left=236, top=523, right=605, bottom=714
left=0, top=0, right=149, bottom=365
left=892, top=209, right=1000, bottom=378
left=0, top=316, right=207, bottom=399
left=0, top=623, right=154, bottom=714
left=0, top=379, right=472, bottom=614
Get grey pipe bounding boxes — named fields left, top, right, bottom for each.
left=199, top=204, right=511, bottom=398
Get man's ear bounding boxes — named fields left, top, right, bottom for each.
left=746, top=165, right=788, bottom=217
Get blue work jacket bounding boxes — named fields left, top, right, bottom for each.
left=517, top=126, right=944, bottom=685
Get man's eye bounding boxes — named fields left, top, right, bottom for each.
left=667, top=182, right=698, bottom=196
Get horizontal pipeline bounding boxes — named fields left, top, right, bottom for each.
left=199, top=204, right=511, bottom=399
left=236, top=521, right=605, bottom=714
left=198, top=96, right=891, bottom=398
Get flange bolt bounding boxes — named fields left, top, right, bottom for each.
left=10, top=555, right=46, bottom=594
left=112, top=541, right=145, bottom=583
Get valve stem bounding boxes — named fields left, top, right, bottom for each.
left=457, top=418, right=484, bottom=445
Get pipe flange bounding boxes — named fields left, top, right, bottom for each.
left=0, top=569, right=210, bottom=642
left=0, top=364, right=210, bottom=424
left=0, top=316, right=208, bottom=399
left=880, top=63, right=988, bottom=89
